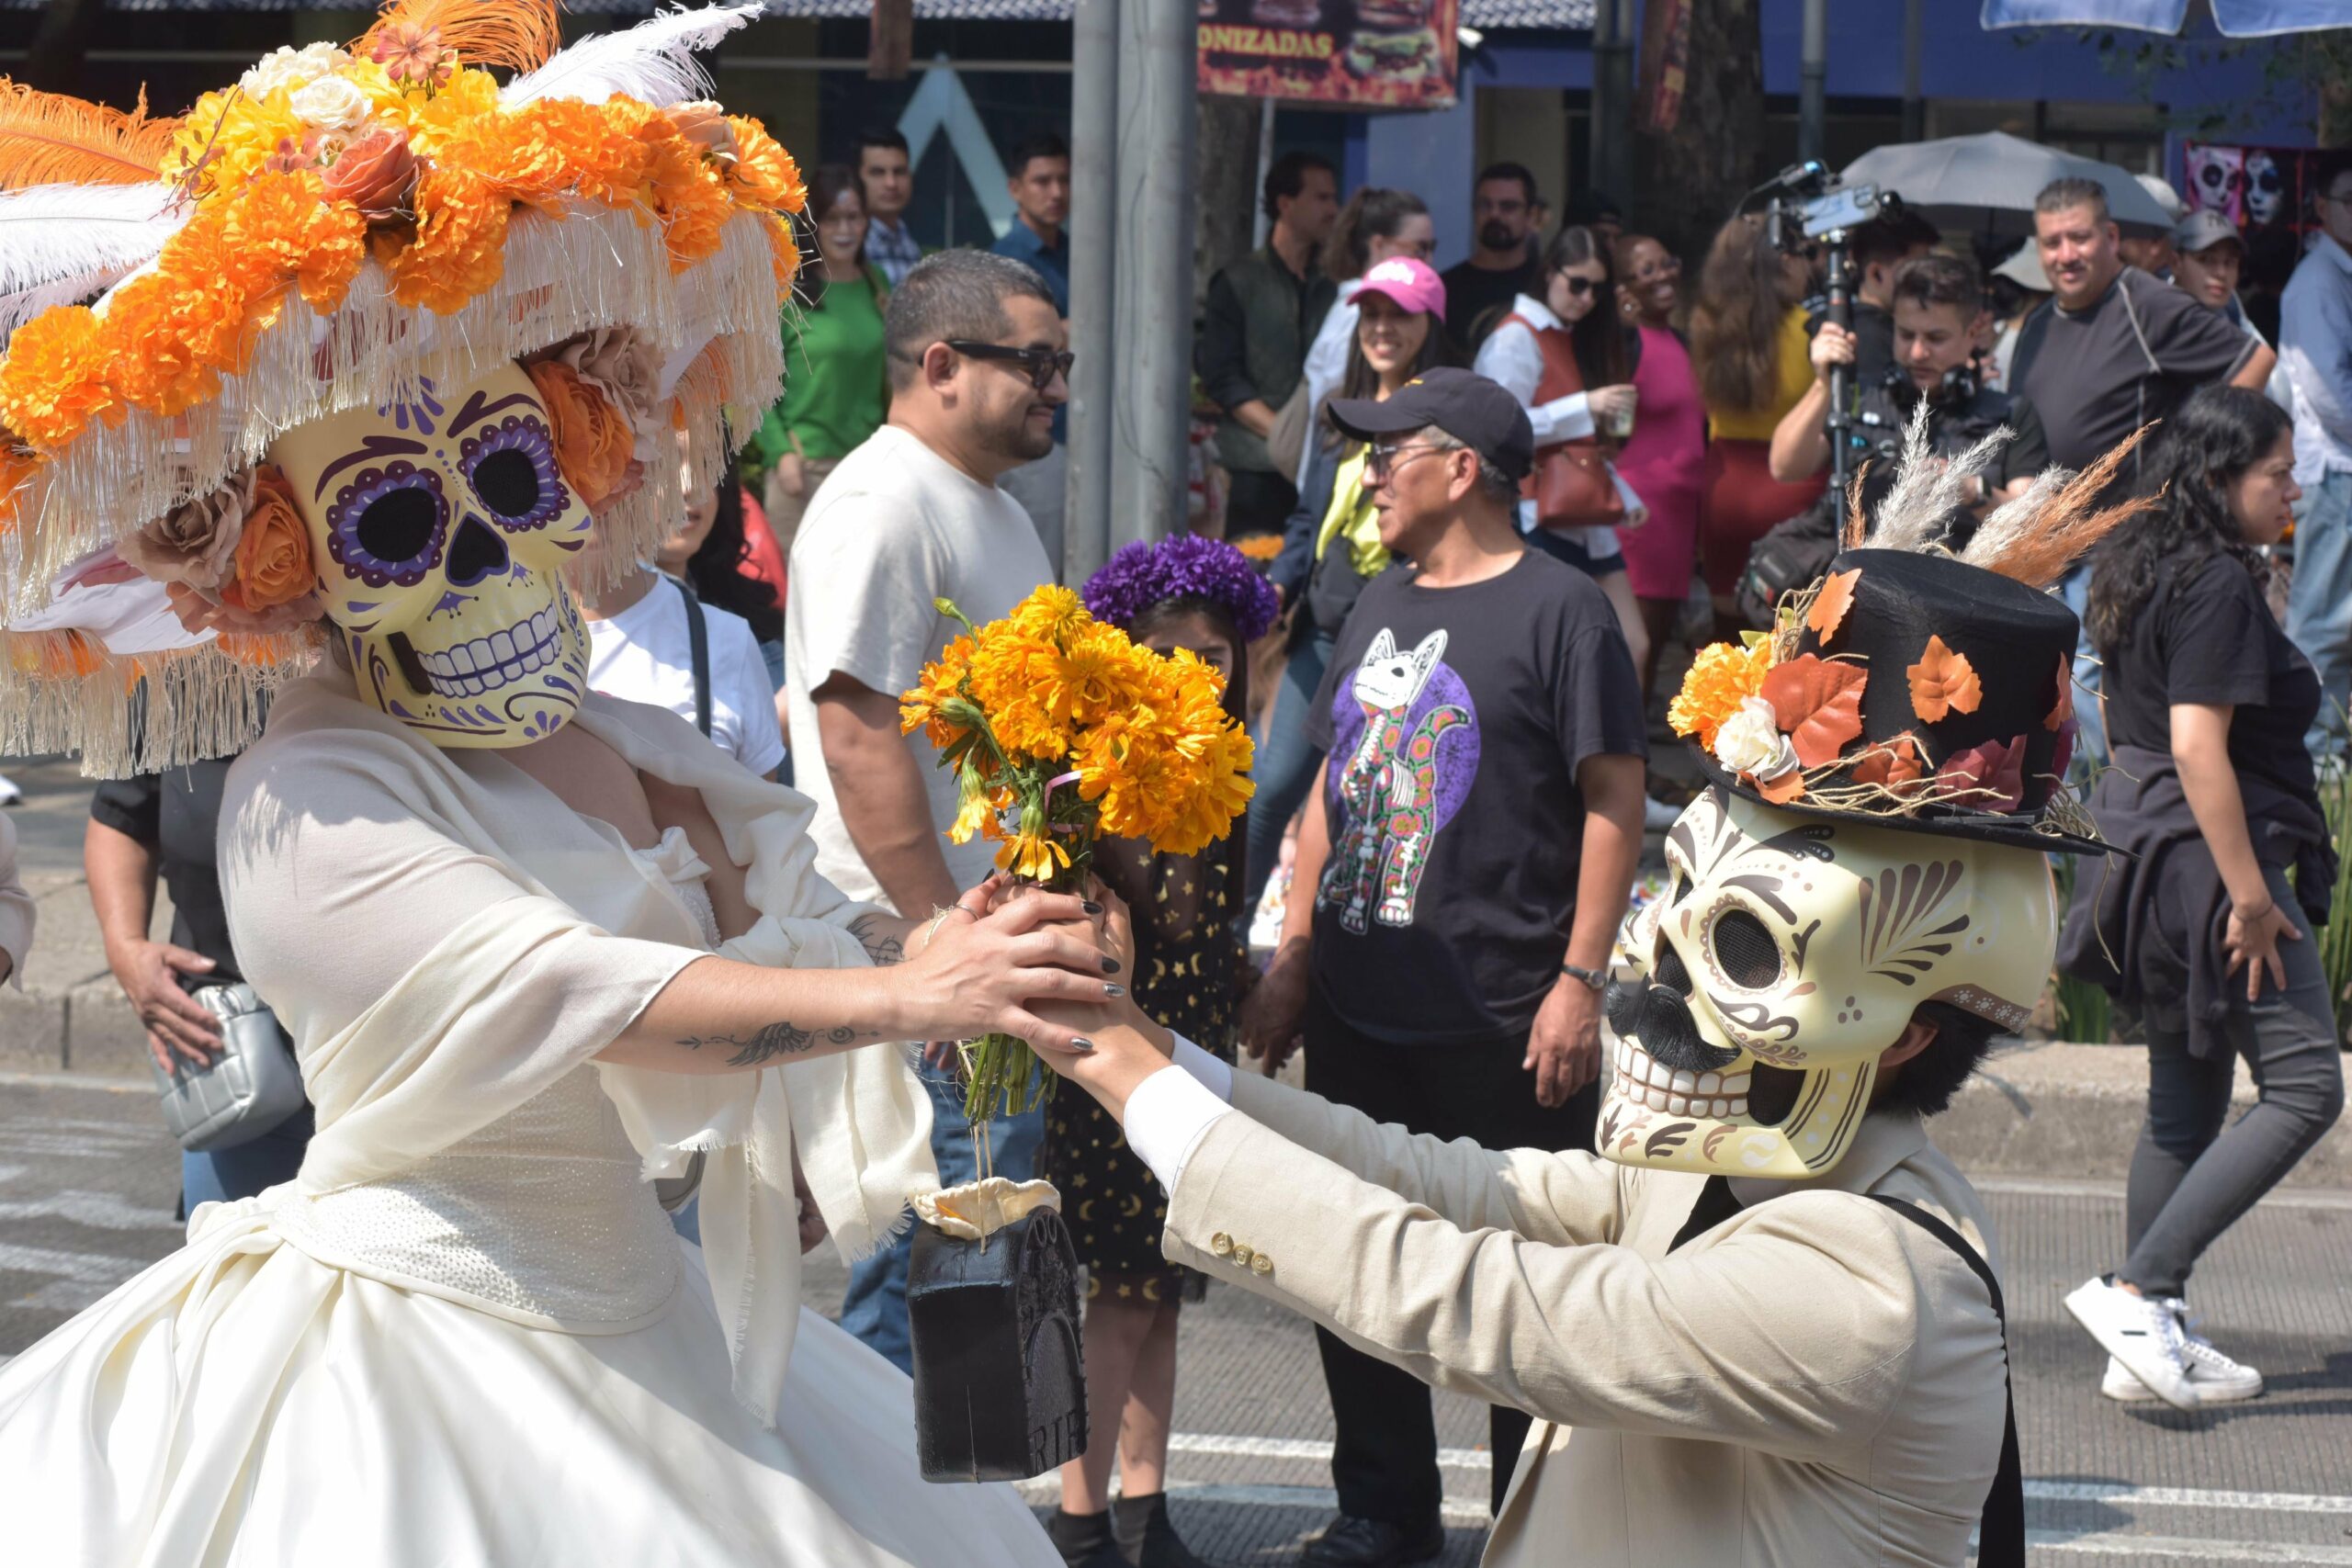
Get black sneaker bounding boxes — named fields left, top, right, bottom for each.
left=1299, top=1513, right=1445, bottom=1568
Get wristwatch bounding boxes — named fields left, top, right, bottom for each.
left=1559, top=962, right=1609, bottom=993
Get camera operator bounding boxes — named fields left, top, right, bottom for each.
left=1808, top=209, right=1940, bottom=389
left=1740, top=254, right=2050, bottom=625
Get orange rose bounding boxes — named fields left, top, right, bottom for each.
left=663, top=101, right=737, bottom=164
left=524, top=359, right=633, bottom=507
left=221, top=465, right=317, bottom=613
left=322, top=125, right=420, bottom=222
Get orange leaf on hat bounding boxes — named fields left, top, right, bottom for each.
left=1760, top=654, right=1868, bottom=769
left=1806, top=567, right=1860, bottom=645
left=1849, top=733, right=1927, bottom=794
left=2045, top=651, right=2075, bottom=731
left=1906, top=635, right=1981, bottom=723
left=1754, top=768, right=1806, bottom=804
left=1935, top=733, right=2028, bottom=813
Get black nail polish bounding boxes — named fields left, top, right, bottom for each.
left=1069, top=1037, right=1096, bottom=1053
left=1081, top=900, right=1103, bottom=915
left=1104, top=984, right=1127, bottom=999
left=1102, top=957, right=1122, bottom=975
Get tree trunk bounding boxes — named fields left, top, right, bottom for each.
left=1194, top=93, right=1261, bottom=311
left=1629, top=0, right=1764, bottom=270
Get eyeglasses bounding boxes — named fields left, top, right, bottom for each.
left=1363, top=440, right=1448, bottom=480
left=1555, top=276, right=1600, bottom=299
left=942, top=339, right=1075, bottom=391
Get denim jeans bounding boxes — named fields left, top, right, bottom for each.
left=2285, top=471, right=2352, bottom=761
left=180, top=1104, right=314, bottom=1212
left=2059, top=562, right=2108, bottom=777
left=2123, top=863, right=2346, bottom=1297
left=838, top=1062, right=1046, bottom=1373
left=1238, top=627, right=1334, bottom=932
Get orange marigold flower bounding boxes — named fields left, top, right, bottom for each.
left=0, top=306, right=119, bottom=450
left=387, top=166, right=511, bottom=313
left=725, top=117, right=807, bottom=213
left=1667, top=637, right=1774, bottom=750
left=763, top=212, right=801, bottom=292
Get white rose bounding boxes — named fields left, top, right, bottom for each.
left=240, top=42, right=350, bottom=101
left=290, top=75, right=373, bottom=136
left=1713, top=696, right=1801, bottom=781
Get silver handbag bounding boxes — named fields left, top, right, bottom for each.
left=146, top=982, right=306, bottom=1153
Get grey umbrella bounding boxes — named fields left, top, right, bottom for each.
left=1842, top=131, right=2176, bottom=238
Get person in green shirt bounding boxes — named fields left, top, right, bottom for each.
left=758, top=164, right=891, bottom=551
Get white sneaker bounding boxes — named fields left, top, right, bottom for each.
left=2098, top=1303, right=2265, bottom=1404
left=2065, top=1276, right=2199, bottom=1410
left=1643, top=795, right=1683, bottom=831
left=0, top=772, right=19, bottom=807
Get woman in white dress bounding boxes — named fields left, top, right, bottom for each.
left=0, top=9, right=1094, bottom=1562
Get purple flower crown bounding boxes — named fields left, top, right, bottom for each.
left=1081, top=534, right=1280, bottom=644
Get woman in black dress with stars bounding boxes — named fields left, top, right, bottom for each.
left=1044, top=537, right=1277, bottom=1568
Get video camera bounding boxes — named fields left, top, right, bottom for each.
left=1742, top=161, right=1908, bottom=491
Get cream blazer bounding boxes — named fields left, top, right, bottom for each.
left=1162, top=1076, right=2007, bottom=1567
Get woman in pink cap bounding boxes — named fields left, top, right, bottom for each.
left=1245, top=256, right=1458, bottom=923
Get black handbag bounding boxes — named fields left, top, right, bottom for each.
left=907, top=1202, right=1088, bottom=1483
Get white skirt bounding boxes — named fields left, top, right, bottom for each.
left=0, top=1212, right=1056, bottom=1567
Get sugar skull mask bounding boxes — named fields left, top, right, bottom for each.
left=1600, top=787, right=2054, bottom=1180
left=270, top=363, right=594, bottom=747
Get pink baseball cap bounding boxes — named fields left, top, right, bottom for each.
left=1355, top=256, right=1445, bottom=319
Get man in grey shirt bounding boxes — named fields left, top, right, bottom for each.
left=2010, top=176, right=2273, bottom=767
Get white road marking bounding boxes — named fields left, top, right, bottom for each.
left=0, top=1190, right=178, bottom=1232
left=1012, top=1476, right=1490, bottom=1527
left=2029, top=1531, right=2352, bottom=1563
left=0, top=1239, right=153, bottom=1289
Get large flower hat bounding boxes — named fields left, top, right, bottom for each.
left=0, top=0, right=806, bottom=772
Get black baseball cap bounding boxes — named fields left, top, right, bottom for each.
left=1326, top=367, right=1534, bottom=485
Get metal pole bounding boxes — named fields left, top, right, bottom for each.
left=1250, top=96, right=1277, bottom=252
left=1111, top=0, right=1200, bottom=548
left=1901, top=0, right=1925, bottom=144
left=1589, top=0, right=1631, bottom=199
left=1065, top=0, right=1118, bottom=584
left=1798, top=0, right=1827, bottom=165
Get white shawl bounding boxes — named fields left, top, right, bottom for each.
left=219, top=668, right=937, bottom=1426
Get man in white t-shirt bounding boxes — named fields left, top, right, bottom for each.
left=786, top=248, right=1064, bottom=1371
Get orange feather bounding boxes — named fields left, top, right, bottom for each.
left=358, top=0, right=562, bottom=76
left=0, top=81, right=180, bottom=191
left=1976, top=423, right=2160, bottom=590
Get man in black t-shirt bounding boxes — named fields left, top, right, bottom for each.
left=1239, top=368, right=1646, bottom=1567
left=1442, top=164, right=1546, bottom=351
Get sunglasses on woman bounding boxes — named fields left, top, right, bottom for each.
left=1554, top=276, right=1600, bottom=298
left=942, top=339, right=1076, bottom=391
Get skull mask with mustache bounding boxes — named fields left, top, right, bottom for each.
left=1598, top=787, right=2055, bottom=1179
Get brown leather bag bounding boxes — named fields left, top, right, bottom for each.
left=1506, top=312, right=1623, bottom=528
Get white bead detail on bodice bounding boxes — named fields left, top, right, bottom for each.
left=272, top=828, right=718, bottom=1329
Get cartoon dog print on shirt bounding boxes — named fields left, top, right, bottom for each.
left=1320, top=627, right=1480, bottom=934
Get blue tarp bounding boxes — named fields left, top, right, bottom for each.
left=1982, top=0, right=2352, bottom=39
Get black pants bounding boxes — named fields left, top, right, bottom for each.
left=1224, top=467, right=1298, bottom=541
left=1302, top=986, right=1600, bottom=1525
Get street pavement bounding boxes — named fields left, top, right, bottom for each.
left=3, top=1074, right=2348, bottom=1566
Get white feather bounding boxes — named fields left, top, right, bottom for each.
left=500, top=4, right=762, bottom=109
left=0, top=183, right=181, bottom=342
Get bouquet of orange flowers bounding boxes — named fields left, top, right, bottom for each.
left=900, top=584, right=1255, bottom=1120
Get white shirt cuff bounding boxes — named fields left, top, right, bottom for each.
left=1172, top=1033, right=1234, bottom=1101
left=1123, top=1064, right=1233, bottom=1192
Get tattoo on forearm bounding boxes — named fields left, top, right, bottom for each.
left=847, top=913, right=906, bottom=967
left=679, top=1021, right=873, bottom=1067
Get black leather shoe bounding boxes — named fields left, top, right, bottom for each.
left=1299, top=1514, right=1445, bottom=1568
left=1113, top=1492, right=1214, bottom=1568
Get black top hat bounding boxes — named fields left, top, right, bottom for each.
left=1681, top=548, right=2109, bottom=854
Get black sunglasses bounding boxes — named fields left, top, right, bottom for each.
left=942, top=339, right=1075, bottom=391
left=1555, top=276, right=1599, bottom=298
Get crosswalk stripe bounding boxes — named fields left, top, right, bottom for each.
left=2029, top=1530, right=2352, bottom=1563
